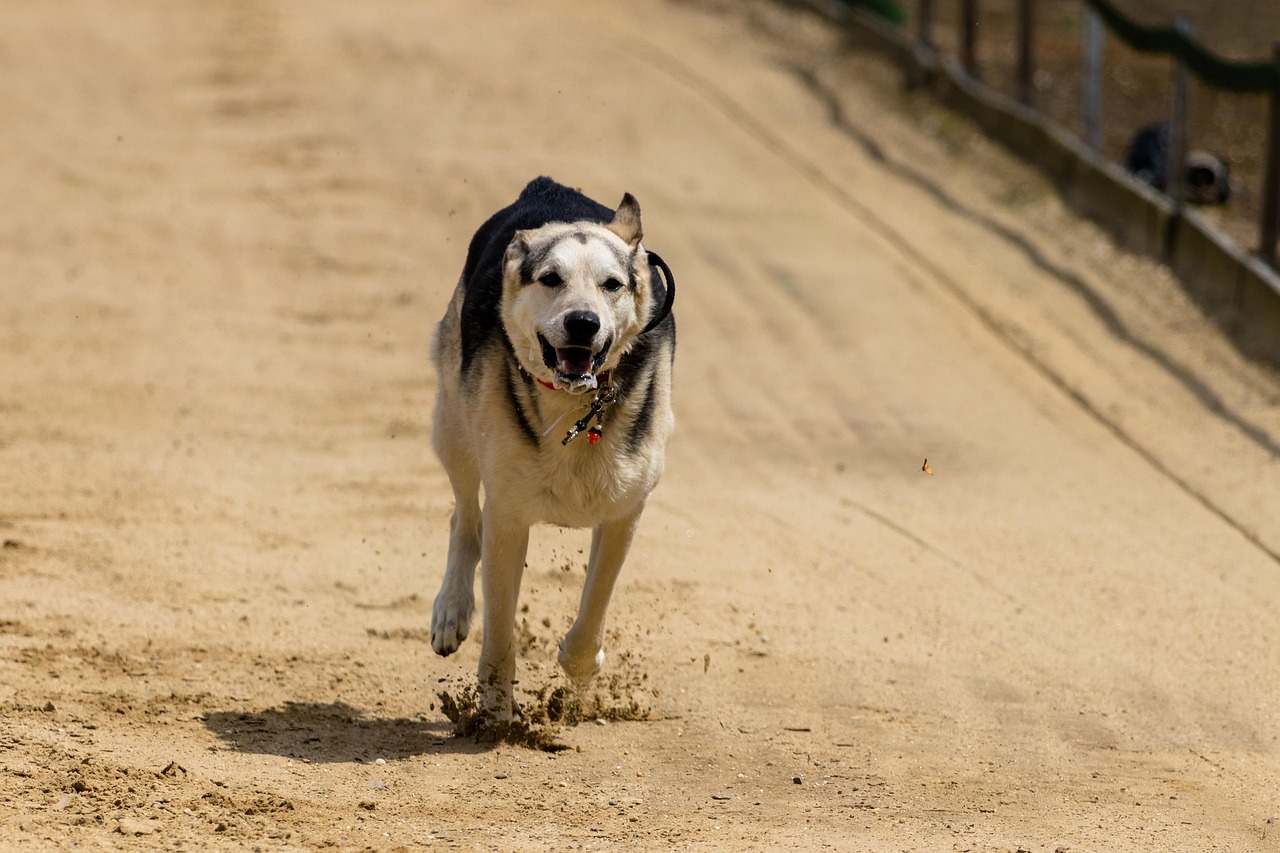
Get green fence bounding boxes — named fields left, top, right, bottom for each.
left=1084, top=0, right=1280, bottom=96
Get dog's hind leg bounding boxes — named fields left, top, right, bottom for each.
left=558, top=504, right=643, bottom=686
left=431, top=431, right=481, bottom=657
left=476, top=507, right=530, bottom=722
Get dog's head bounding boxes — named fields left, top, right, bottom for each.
left=501, top=194, right=654, bottom=393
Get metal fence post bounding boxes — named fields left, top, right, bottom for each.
left=1166, top=15, right=1192, bottom=213
left=1261, top=42, right=1280, bottom=264
left=917, top=0, right=935, bottom=51
left=1082, top=6, right=1103, bottom=150
left=960, top=0, right=979, bottom=78
left=1016, top=0, right=1035, bottom=106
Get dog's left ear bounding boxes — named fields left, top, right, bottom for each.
left=607, top=193, right=643, bottom=250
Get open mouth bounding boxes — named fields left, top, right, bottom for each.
left=538, top=334, right=610, bottom=383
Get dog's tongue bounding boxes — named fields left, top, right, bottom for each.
left=556, top=347, right=593, bottom=377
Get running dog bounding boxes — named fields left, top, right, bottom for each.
left=429, top=176, right=676, bottom=726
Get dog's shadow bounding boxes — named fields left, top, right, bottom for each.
left=202, top=701, right=488, bottom=762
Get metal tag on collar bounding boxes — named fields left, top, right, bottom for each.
left=562, top=384, right=617, bottom=446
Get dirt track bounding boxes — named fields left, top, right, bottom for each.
left=2, top=1, right=1279, bottom=850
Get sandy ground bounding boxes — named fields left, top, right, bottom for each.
left=2, top=0, right=1280, bottom=850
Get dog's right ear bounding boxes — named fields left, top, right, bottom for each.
left=506, top=230, right=531, bottom=261
left=504, top=230, right=532, bottom=282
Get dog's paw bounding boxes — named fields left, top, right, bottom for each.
left=474, top=683, right=518, bottom=729
left=558, top=635, right=605, bottom=687
left=430, top=590, right=474, bottom=657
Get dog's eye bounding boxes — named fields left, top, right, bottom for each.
left=601, top=277, right=624, bottom=293
left=538, top=271, right=563, bottom=287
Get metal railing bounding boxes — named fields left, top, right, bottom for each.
left=914, top=0, right=1280, bottom=265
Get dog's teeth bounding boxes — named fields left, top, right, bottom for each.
left=560, top=372, right=597, bottom=392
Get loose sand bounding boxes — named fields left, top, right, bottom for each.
left=2, top=1, right=1278, bottom=850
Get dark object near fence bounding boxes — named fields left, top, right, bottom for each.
left=1125, top=122, right=1170, bottom=189
left=1124, top=121, right=1231, bottom=205
left=1185, top=151, right=1231, bottom=205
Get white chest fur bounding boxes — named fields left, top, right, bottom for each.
left=478, top=406, right=664, bottom=528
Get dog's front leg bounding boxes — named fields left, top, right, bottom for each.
left=558, top=504, right=644, bottom=686
left=431, top=477, right=481, bottom=657
left=476, top=505, right=530, bottom=724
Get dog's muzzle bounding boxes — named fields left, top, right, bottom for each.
left=538, top=333, right=611, bottom=391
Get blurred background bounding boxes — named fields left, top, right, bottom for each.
left=861, top=0, right=1279, bottom=253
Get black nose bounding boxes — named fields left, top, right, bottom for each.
left=563, top=311, right=601, bottom=344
